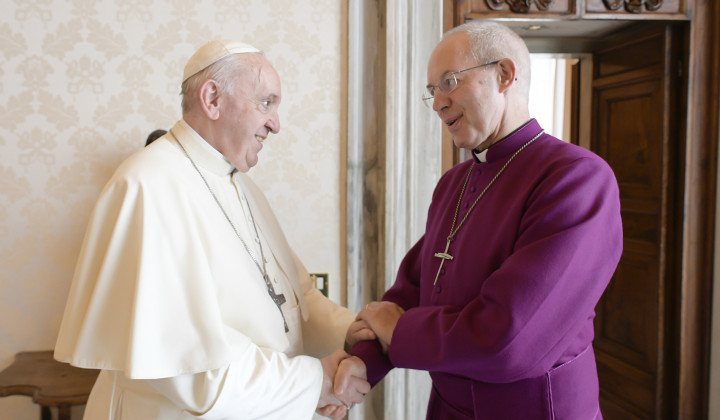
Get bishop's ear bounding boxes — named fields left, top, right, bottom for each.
left=199, top=79, right=221, bottom=120
left=496, top=58, right=517, bottom=93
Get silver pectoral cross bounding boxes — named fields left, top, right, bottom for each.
left=433, top=237, right=454, bottom=285
left=263, top=274, right=289, bottom=332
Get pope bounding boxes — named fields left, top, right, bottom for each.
left=55, top=40, right=370, bottom=419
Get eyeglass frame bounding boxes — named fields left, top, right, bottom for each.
left=422, top=59, right=501, bottom=107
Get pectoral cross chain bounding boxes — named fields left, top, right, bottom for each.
left=429, top=131, right=545, bottom=287
left=433, top=237, right=454, bottom=285
left=177, top=136, right=291, bottom=333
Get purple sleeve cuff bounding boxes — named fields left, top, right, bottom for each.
left=350, top=340, right=394, bottom=387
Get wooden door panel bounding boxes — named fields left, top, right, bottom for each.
left=596, top=250, right=659, bottom=367
left=596, top=250, right=660, bottom=416
left=592, top=26, right=678, bottom=419
left=619, top=199, right=661, bottom=245
left=594, top=36, right=664, bottom=78
left=595, top=78, right=664, bottom=199
left=596, top=350, right=657, bottom=416
left=600, top=395, right=647, bottom=420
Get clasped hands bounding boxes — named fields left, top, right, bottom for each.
left=316, top=350, right=368, bottom=419
left=316, top=301, right=405, bottom=419
left=347, top=301, right=405, bottom=355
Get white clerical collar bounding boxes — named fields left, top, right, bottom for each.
left=172, top=120, right=235, bottom=176
left=472, top=148, right=489, bottom=163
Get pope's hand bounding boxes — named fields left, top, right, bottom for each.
left=356, top=301, right=405, bottom=353
left=333, top=356, right=369, bottom=406
left=315, top=404, right=347, bottom=419
left=317, top=350, right=348, bottom=410
left=316, top=351, right=369, bottom=419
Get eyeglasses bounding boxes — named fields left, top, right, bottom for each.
left=422, top=60, right=500, bottom=108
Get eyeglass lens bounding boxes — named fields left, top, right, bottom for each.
left=423, top=60, right=500, bottom=108
left=423, top=73, right=457, bottom=107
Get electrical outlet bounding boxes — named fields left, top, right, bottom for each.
left=310, top=273, right=329, bottom=297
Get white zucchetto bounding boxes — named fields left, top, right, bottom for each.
left=182, top=40, right=261, bottom=83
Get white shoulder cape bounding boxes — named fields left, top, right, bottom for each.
left=54, top=121, right=352, bottom=381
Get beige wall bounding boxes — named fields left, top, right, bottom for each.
left=0, top=1, right=343, bottom=418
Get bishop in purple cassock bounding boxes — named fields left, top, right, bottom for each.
left=348, top=21, right=623, bottom=420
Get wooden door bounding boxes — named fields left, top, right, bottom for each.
left=591, top=24, right=684, bottom=419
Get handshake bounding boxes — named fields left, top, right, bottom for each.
left=315, top=301, right=406, bottom=419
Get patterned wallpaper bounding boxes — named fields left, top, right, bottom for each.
left=0, top=0, right=343, bottom=417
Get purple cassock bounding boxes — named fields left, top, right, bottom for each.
left=351, top=119, right=623, bottom=419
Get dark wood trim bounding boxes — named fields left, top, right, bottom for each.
left=677, top=0, right=720, bottom=417
left=567, top=59, right=580, bottom=145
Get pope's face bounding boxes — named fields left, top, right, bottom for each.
left=427, top=33, right=504, bottom=151
left=216, top=57, right=281, bottom=172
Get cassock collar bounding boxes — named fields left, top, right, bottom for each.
left=472, top=119, right=543, bottom=164
left=170, top=119, right=235, bottom=176
left=473, top=148, right=489, bottom=163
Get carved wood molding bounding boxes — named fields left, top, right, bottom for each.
left=602, top=0, right=663, bottom=13
left=485, top=0, right=553, bottom=13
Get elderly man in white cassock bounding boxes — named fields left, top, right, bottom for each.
left=54, top=40, right=370, bottom=419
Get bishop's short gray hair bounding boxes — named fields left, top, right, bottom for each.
left=444, top=21, right=531, bottom=99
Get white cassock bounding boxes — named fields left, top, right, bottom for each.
left=54, top=120, right=355, bottom=419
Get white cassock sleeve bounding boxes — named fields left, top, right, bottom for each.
left=147, top=346, right=323, bottom=419
left=296, top=251, right=356, bottom=358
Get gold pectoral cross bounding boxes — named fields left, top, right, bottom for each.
left=433, top=237, right=454, bottom=285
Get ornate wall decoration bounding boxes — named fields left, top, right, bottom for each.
left=486, top=0, right=554, bottom=13
left=603, top=0, right=663, bottom=13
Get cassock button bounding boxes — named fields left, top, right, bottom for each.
left=463, top=202, right=469, bottom=209
left=469, top=186, right=476, bottom=193
left=435, top=285, right=442, bottom=294
left=440, top=268, right=445, bottom=275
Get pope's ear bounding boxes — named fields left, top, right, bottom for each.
left=199, top=80, right=221, bottom=120
left=496, top=58, right=517, bottom=93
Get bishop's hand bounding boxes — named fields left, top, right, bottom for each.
left=345, top=318, right=377, bottom=350
left=355, top=301, right=405, bottom=353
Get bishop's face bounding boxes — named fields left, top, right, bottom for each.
left=215, top=57, right=282, bottom=172
left=427, top=33, right=505, bottom=152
